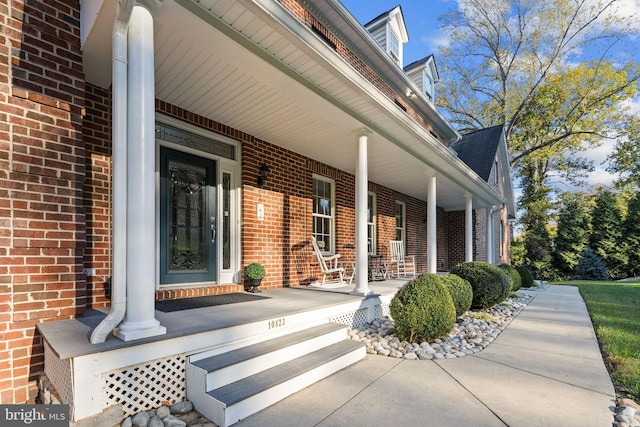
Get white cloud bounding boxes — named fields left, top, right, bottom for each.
left=421, top=32, right=451, bottom=52
left=609, top=0, right=640, bottom=26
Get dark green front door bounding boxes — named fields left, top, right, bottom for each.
left=160, top=147, right=217, bottom=284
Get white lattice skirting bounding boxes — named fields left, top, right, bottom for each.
left=103, top=354, right=186, bottom=417
left=43, top=341, right=73, bottom=406
left=330, top=302, right=390, bottom=328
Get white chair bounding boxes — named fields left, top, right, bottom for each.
left=386, top=240, right=416, bottom=278
left=310, top=236, right=353, bottom=288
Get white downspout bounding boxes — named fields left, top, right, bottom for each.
left=90, top=1, right=134, bottom=344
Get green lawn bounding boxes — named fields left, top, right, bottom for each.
left=552, top=280, right=640, bottom=400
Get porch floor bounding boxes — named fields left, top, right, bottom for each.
left=38, top=279, right=408, bottom=360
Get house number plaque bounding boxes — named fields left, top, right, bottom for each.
left=268, top=318, right=285, bottom=329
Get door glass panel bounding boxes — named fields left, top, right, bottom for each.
left=222, top=172, right=231, bottom=269
left=160, top=148, right=216, bottom=285
left=168, top=160, right=207, bottom=272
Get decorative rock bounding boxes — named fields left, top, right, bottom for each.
left=156, top=406, right=171, bottom=419
left=616, top=406, right=640, bottom=427
left=121, top=417, right=133, bottom=427
left=148, top=416, right=164, bottom=427
left=132, top=411, right=150, bottom=427
left=163, top=415, right=187, bottom=427
left=348, top=292, right=534, bottom=360
left=170, top=401, right=194, bottom=414
left=620, top=399, right=640, bottom=411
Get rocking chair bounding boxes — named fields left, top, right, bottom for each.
left=310, top=236, right=353, bottom=288
left=385, top=240, right=416, bottom=278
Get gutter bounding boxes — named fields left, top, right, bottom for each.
left=90, top=0, right=134, bottom=344
left=318, top=0, right=461, bottom=144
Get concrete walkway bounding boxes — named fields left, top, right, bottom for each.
left=235, top=286, right=616, bottom=427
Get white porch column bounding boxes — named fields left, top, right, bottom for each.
left=427, top=174, right=437, bottom=273
left=464, top=194, right=473, bottom=262
left=486, top=206, right=495, bottom=265
left=117, top=5, right=166, bottom=341
left=352, top=129, right=373, bottom=296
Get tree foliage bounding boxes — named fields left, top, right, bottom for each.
left=518, top=159, right=553, bottom=277
left=438, top=0, right=639, bottom=152
left=572, top=247, right=609, bottom=280
left=590, top=189, right=627, bottom=280
left=607, top=115, right=640, bottom=190
left=623, top=193, right=640, bottom=278
left=553, top=192, right=591, bottom=278
left=436, top=0, right=639, bottom=272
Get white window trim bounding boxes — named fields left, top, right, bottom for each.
left=312, top=174, right=336, bottom=254
left=368, top=192, right=377, bottom=255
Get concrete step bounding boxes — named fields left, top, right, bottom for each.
left=193, top=322, right=348, bottom=389
left=186, top=323, right=365, bottom=427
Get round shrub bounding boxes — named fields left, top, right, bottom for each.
left=499, top=263, right=522, bottom=291
left=389, top=273, right=456, bottom=342
left=516, top=265, right=534, bottom=288
left=449, top=262, right=510, bottom=309
left=440, top=274, right=473, bottom=317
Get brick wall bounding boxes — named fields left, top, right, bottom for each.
left=447, top=210, right=465, bottom=268
left=83, top=84, right=111, bottom=307
left=0, top=0, right=85, bottom=404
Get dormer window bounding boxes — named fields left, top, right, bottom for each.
left=364, top=6, right=408, bottom=68
left=404, top=54, right=439, bottom=104
left=423, top=69, right=434, bottom=101
left=389, top=31, right=400, bottom=63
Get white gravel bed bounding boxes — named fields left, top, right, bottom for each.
left=348, top=290, right=536, bottom=360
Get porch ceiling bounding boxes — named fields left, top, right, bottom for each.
left=83, top=0, right=507, bottom=211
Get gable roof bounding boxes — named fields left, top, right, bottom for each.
left=450, top=125, right=504, bottom=182
left=363, top=5, right=409, bottom=43
left=404, top=54, right=438, bottom=77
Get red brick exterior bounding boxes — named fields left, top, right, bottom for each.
left=0, top=0, right=85, bottom=404
left=83, top=83, right=112, bottom=308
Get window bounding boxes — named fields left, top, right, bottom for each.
left=389, top=31, right=400, bottom=63
left=395, top=201, right=406, bottom=241
left=312, top=176, right=335, bottom=253
left=368, top=193, right=377, bottom=255
left=222, top=172, right=231, bottom=269
left=423, top=70, right=434, bottom=101
left=494, top=160, right=499, bottom=185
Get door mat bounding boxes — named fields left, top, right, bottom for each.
left=155, top=293, right=270, bottom=313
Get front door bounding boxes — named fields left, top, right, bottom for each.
left=160, top=147, right=217, bottom=284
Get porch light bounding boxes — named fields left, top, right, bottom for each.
left=257, top=163, right=270, bottom=187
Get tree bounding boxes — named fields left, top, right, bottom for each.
left=590, top=189, right=627, bottom=279
left=623, top=193, right=640, bottom=278
left=436, top=0, right=639, bottom=271
left=553, top=192, right=591, bottom=278
left=518, top=159, right=553, bottom=278
left=438, top=0, right=640, bottom=153
left=572, top=247, right=609, bottom=281
left=607, top=115, right=640, bottom=190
